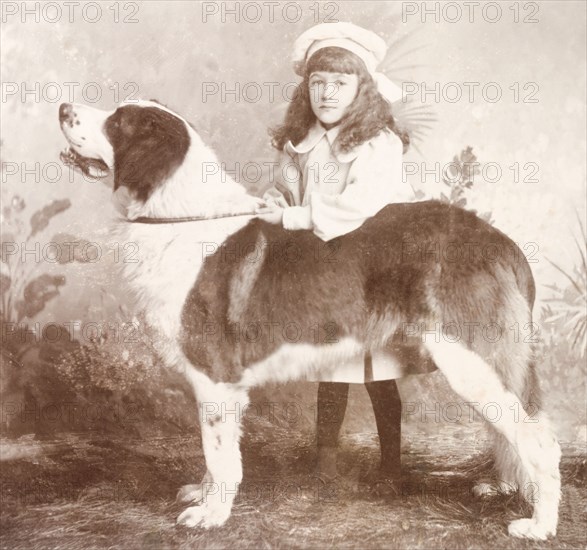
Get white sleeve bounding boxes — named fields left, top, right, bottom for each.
left=282, top=205, right=312, bottom=230
left=310, top=131, right=414, bottom=241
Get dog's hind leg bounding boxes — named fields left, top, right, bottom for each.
left=424, top=338, right=561, bottom=540
left=488, top=361, right=545, bottom=497
left=176, top=363, right=247, bottom=529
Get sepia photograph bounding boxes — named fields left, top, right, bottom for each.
left=1, top=1, right=586, bottom=548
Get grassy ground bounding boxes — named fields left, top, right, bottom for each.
left=1, top=421, right=585, bottom=550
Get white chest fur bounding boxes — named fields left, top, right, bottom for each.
left=115, top=215, right=255, bottom=343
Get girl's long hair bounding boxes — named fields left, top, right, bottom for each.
left=271, top=47, right=409, bottom=154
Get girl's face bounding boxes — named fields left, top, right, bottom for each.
left=308, top=71, right=359, bottom=127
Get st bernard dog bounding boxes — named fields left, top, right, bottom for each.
left=59, top=100, right=561, bottom=539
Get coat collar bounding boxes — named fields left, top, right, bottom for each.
left=284, top=122, right=363, bottom=162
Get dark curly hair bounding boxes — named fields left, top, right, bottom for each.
left=271, top=47, right=409, bottom=154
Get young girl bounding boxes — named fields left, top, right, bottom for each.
left=258, top=22, right=423, bottom=484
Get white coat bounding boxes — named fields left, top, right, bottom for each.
left=264, top=121, right=414, bottom=241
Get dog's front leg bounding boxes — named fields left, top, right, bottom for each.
left=177, top=381, right=247, bottom=529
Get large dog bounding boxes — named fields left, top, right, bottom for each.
left=59, top=100, right=561, bottom=539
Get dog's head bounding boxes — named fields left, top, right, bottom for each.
left=59, top=101, right=190, bottom=202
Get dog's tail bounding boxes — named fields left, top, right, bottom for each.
left=513, top=242, right=536, bottom=312
left=511, top=244, right=541, bottom=411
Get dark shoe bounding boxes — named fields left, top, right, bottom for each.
left=359, top=465, right=402, bottom=498
left=308, top=473, right=348, bottom=503
left=379, top=461, right=402, bottom=483
left=371, top=476, right=402, bottom=498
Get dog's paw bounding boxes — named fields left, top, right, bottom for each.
left=176, top=504, right=230, bottom=529
left=176, top=484, right=205, bottom=504
left=508, top=518, right=554, bottom=540
left=177, top=505, right=207, bottom=528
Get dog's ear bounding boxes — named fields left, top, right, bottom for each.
left=113, top=108, right=190, bottom=201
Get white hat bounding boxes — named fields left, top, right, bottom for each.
left=292, top=22, right=403, bottom=104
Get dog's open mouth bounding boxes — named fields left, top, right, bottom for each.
left=59, top=146, right=110, bottom=177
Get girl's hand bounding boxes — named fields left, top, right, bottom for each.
left=255, top=204, right=284, bottom=224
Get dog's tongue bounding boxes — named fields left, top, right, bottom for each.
left=60, top=147, right=80, bottom=167
left=60, top=147, right=109, bottom=176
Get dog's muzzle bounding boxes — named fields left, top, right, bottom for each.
left=59, top=102, right=110, bottom=176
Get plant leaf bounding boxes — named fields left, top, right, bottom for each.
left=50, top=233, right=93, bottom=263
left=546, top=258, right=583, bottom=296
left=15, top=273, right=66, bottom=320
left=29, top=199, right=71, bottom=238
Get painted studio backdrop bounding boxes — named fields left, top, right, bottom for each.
left=1, top=2, right=585, bottom=434
left=1, top=2, right=587, bottom=548
left=1, top=0, right=585, bottom=464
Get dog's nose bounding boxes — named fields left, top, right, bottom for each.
left=59, top=103, right=73, bottom=122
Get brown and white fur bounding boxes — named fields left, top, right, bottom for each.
left=59, top=99, right=561, bottom=539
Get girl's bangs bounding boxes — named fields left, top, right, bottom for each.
left=305, top=47, right=368, bottom=76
